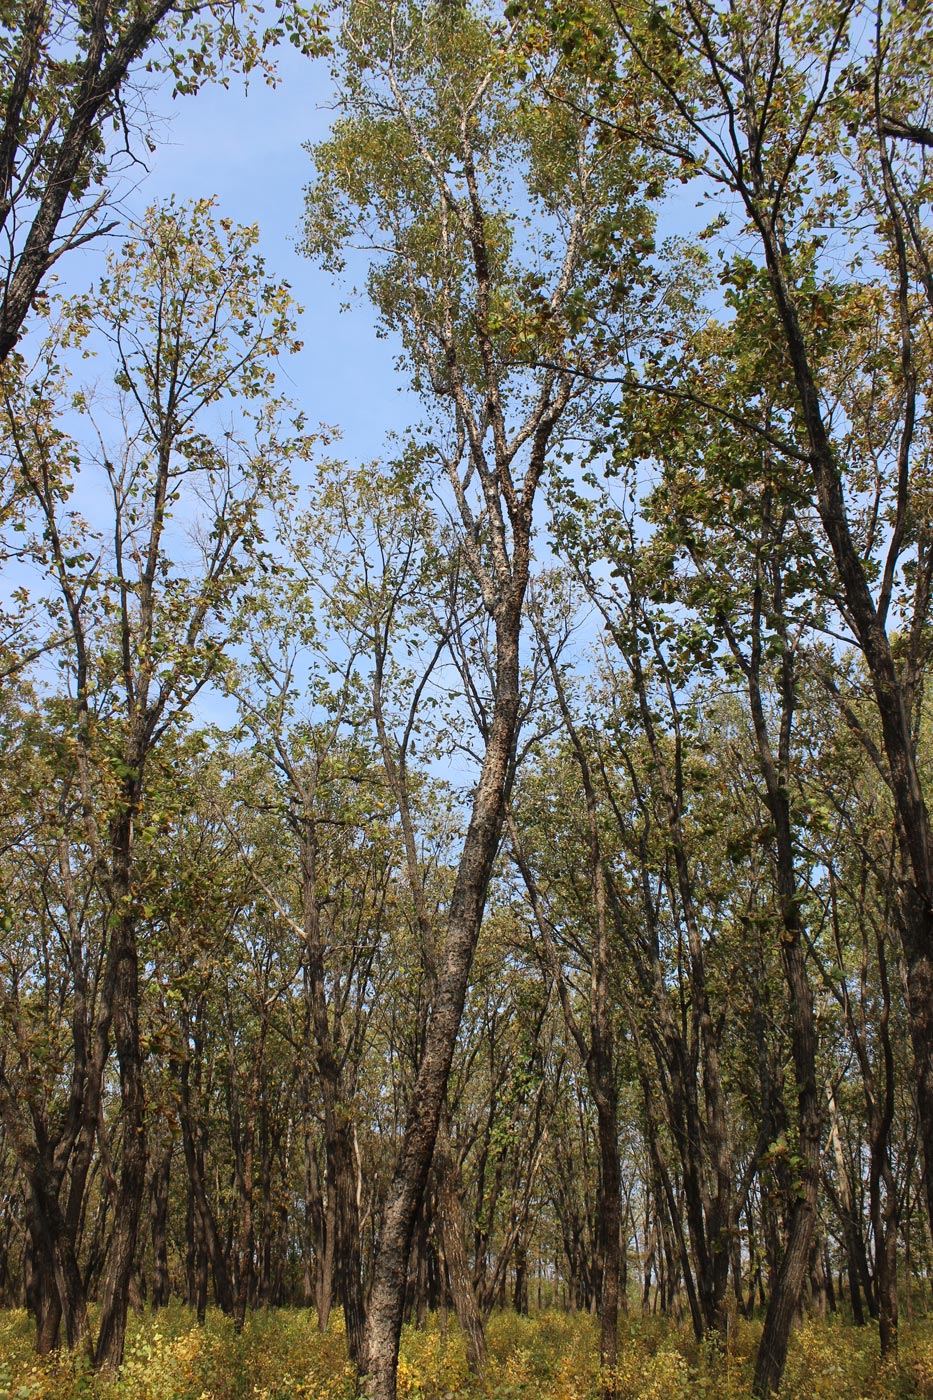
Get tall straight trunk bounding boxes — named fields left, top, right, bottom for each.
left=185, top=1192, right=196, bottom=1309
left=809, top=1237, right=827, bottom=1318
left=868, top=934, right=899, bottom=1358
left=305, top=1128, right=334, bottom=1328
left=745, top=606, right=820, bottom=1396
left=513, top=1244, right=528, bottom=1315
left=826, top=1086, right=867, bottom=1326
left=876, top=1189, right=899, bottom=1358
left=93, top=757, right=154, bottom=1370
left=434, top=1120, right=486, bottom=1376
left=824, top=1249, right=836, bottom=1314
left=900, top=905, right=933, bottom=1233
left=177, top=1055, right=234, bottom=1316
left=360, top=594, right=523, bottom=1399
left=751, top=916, right=819, bottom=1396
left=641, top=1214, right=655, bottom=1317
left=637, top=675, right=733, bottom=1337
left=593, top=1070, right=621, bottom=1386
left=194, top=1217, right=208, bottom=1325
left=95, top=843, right=147, bottom=1369
left=231, top=1150, right=254, bottom=1335
left=587, top=587, right=737, bottom=1343
left=150, top=1146, right=171, bottom=1308
left=519, top=618, right=622, bottom=1384
left=331, top=1116, right=365, bottom=1365
left=297, top=814, right=365, bottom=1364
left=227, top=1043, right=259, bottom=1334
left=759, top=218, right=933, bottom=1242
left=639, top=1068, right=703, bottom=1340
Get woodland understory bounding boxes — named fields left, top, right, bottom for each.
left=1, top=1, right=933, bottom=1399
left=3, top=1307, right=933, bottom=1400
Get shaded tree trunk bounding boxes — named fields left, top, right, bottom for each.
left=748, top=638, right=821, bottom=1396
left=176, top=1050, right=233, bottom=1317
left=95, top=805, right=148, bottom=1370
left=434, top=1120, right=486, bottom=1375
left=150, top=1145, right=172, bottom=1309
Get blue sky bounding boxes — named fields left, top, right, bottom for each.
left=56, top=32, right=713, bottom=492
left=104, top=41, right=420, bottom=470
left=20, top=34, right=705, bottom=730
left=5, top=44, right=423, bottom=722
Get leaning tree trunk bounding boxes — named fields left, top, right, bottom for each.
left=761, top=221, right=933, bottom=1245
left=360, top=593, right=523, bottom=1400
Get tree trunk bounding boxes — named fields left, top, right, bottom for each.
left=331, top=1115, right=366, bottom=1366
left=761, top=223, right=933, bottom=1248
left=26, top=1161, right=89, bottom=1356
left=593, top=1071, right=621, bottom=1387
left=94, top=792, right=148, bottom=1371
left=360, top=595, right=523, bottom=1400
left=150, top=1146, right=171, bottom=1308
left=743, top=561, right=820, bottom=1397
left=877, top=1201, right=899, bottom=1359
left=434, top=1121, right=486, bottom=1375
left=751, top=899, right=820, bottom=1395
left=177, top=1054, right=234, bottom=1316
left=513, top=1245, right=528, bottom=1316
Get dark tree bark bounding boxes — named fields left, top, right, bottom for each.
left=604, top=0, right=933, bottom=1277
left=150, top=1144, right=172, bottom=1308
left=304, top=1119, right=334, bottom=1329
left=176, top=1045, right=234, bottom=1318
left=434, top=1120, right=486, bottom=1376
left=0, top=1082, right=90, bottom=1355
left=0, top=0, right=182, bottom=362
left=738, top=514, right=821, bottom=1399
left=95, top=790, right=148, bottom=1370
left=749, top=48, right=933, bottom=1262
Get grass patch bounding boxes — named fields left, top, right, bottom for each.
left=0, top=1305, right=932, bottom=1399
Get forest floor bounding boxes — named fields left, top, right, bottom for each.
left=0, top=1304, right=932, bottom=1400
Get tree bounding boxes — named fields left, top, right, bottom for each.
left=0, top=197, right=302, bottom=1366
left=301, top=2, right=661, bottom=1392
left=230, top=524, right=396, bottom=1366
left=0, top=0, right=325, bottom=361
left=507, top=587, right=626, bottom=1386
left=564, top=1, right=933, bottom=1333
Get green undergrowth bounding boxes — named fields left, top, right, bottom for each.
left=0, top=1305, right=932, bottom=1400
